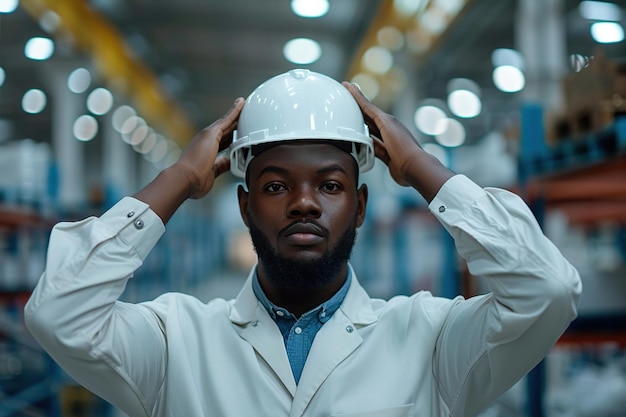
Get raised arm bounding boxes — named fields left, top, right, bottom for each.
left=345, top=82, right=581, bottom=416
left=24, top=98, right=244, bottom=416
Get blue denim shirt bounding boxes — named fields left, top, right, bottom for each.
left=252, top=270, right=351, bottom=384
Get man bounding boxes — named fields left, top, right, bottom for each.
left=25, top=70, right=581, bottom=417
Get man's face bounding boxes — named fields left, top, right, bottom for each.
left=238, top=142, right=367, bottom=290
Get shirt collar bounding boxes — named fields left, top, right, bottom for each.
left=252, top=268, right=351, bottom=324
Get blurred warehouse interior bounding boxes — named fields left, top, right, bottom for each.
left=1, top=0, right=626, bottom=416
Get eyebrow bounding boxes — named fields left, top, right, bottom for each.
left=256, top=164, right=349, bottom=181
left=255, top=165, right=289, bottom=180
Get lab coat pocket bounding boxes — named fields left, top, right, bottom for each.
left=330, top=403, right=414, bottom=417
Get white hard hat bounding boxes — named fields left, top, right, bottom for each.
left=229, top=69, right=375, bottom=178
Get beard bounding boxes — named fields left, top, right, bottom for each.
left=247, top=215, right=357, bottom=291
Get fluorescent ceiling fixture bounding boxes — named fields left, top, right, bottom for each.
left=579, top=1, right=621, bottom=21
left=87, top=87, right=114, bottom=115
left=0, top=67, right=5, bottom=87
left=491, top=48, right=524, bottom=70
left=112, top=105, right=137, bottom=132
left=22, top=89, right=47, bottom=114
left=435, top=118, right=465, bottom=147
left=121, top=118, right=147, bottom=144
left=350, top=73, right=380, bottom=101
left=39, top=10, right=61, bottom=33
left=377, top=26, right=405, bottom=51
left=394, top=0, right=427, bottom=16
left=591, top=21, right=624, bottom=43
left=283, top=38, right=322, bottom=65
left=422, top=142, right=450, bottom=167
left=420, top=7, right=448, bottom=35
left=433, top=0, right=465, bottom=15
left=127, top=124, right=150, bottom=146
left=24, top=37, right=54, bottom=60
left=362, top=46, right=394, bottom=75
left=0, top=0, right=18, bottom=13
left=291, top=0, right=329, bottom=18
left=134, top=131, right=158, bottom=154
left=73, top=115, right=98, bottom=141
left=120, top=115, right=143, bottom=137
left=414, top=104, right=447, bottom=135
left=447, top=89, right=481, bottom=118
left=145, top=137, right=169, bottom=163
left=493, top=65, right=525, bottom=93
left=67, top=68, right=91, bottom=94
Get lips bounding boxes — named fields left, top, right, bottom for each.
left=282, top=222, right=325, bottom=246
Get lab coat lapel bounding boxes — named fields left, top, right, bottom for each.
left=239, top=309, right=297, bottom=396
left=289, top=310, right=362, bottom=417
left=230, top=270, right=297, bottom=396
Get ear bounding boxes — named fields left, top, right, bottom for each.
left=237, top=184, right=250, bottom=228
left=355, top=183, right=368, bottom=228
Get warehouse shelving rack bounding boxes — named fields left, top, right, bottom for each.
left=0, top=206, right=62, bottom=417
left=518, top=103, right=626, bottom=417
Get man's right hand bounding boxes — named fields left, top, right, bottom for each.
left=175, top=97, right=245, bottom=199
left=133, top=97, right=245, bottom=224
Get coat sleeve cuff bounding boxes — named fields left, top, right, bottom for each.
left=100, top=197, right=165, bottom=260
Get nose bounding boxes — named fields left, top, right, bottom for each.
left=287, top=185, right=321, bottom=219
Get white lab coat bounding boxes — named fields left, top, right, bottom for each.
left=25, top=175, right=581, bottom=417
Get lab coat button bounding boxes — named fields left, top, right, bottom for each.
left=127, top=211, right=135, bottom=218
left=346, top=325, right=354, bottom=333
left=134, top=219, right=144, bottom=229
left=438, top=205, right=446, bottom=213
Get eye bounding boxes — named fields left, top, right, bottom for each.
left=321, top=182, right=342, bottom=192
left=264, top=183, right=286, bottom=193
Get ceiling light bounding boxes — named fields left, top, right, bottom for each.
left=491, top=48, right=524, bottom=70
left=435, top=118, right=465, bottom=147
left=362, top=46, right=394, bottom=75
left=414, top=104, right=447, bottom=135
left=112, top=105, right=136, bottom=132
left=283, top=38, right=322, bottom=65
left=73, top=115, right=98, bottom=141
left=22, top=89, right=47, bottom=114
left=447, top=89, right=481, bottom=118
left=377, top=26, right=405, bottom=51
left=419, top=7, right=449, bottom=35
left=291, top=0, right=329, bottom=18
left=68, top=68, right=92, bottom=94
left=39, top=10, right=61, bottom=33
left=350, top=73, right=380, bottom=100
left=590, top=21, right=624, bottom=43
left=134, top=131, right=158, bottom=154
left=493, top=65, right=525, bottom=93
left=24, top=37, right=54, bottom=61
left=434, top=0, right=465, bottom=15
left=87, top=87, right=114, bottom=115
left=579, top=1, right=621, bottom=21
left=145, top=137, right=169, bottom=163
left=394, top=0, right=427, bottom=17
left=0, top=0, right=18, bottom=13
